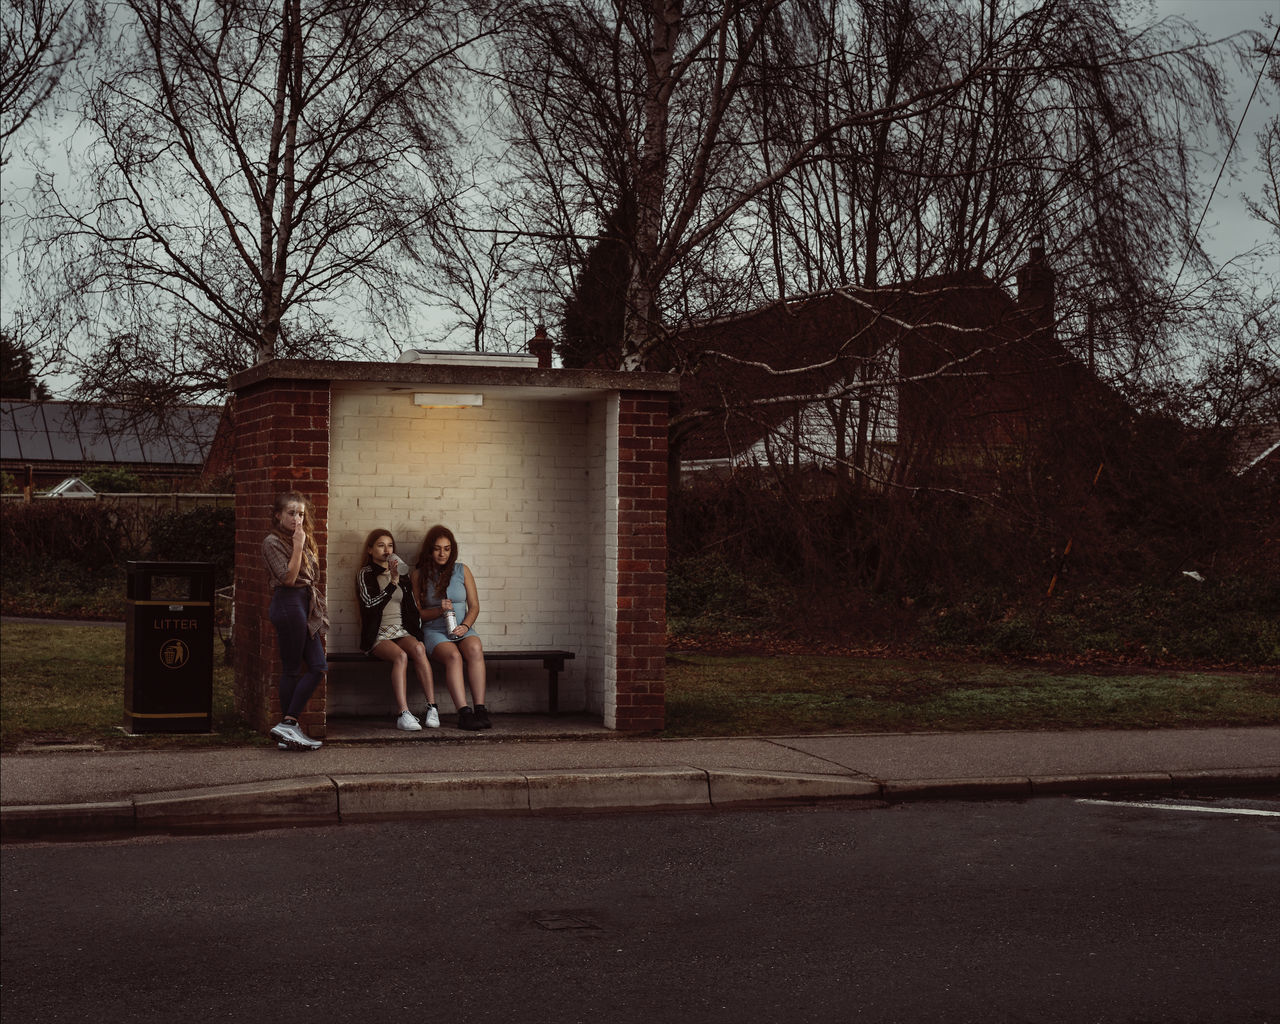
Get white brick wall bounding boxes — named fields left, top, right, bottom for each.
left=325, top=386, right=613, bottom=714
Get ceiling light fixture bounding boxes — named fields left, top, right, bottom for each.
left=413, top=393, right=484, bottom=409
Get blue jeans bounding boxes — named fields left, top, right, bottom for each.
left=268, top=587, right=327, bottom=719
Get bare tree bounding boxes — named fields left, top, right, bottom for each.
left=1246, top=116, right=1280, bottom=240
left=753, top=0, right=1243, bottom=356
left=497, top=0, right=812, bottom=370
left=25, top=0, right=494, bottom=405
left=1242, top=18, right=1280, bottom=244
left=1177, top=21, right=1280, bottom=464
left=0, top=0, right=99, bottom=166
left=495, top=0, right=1241, bottom=386
left=1, top=1, right=101, bottom=391
left=419, top=190, right=521, bottom=352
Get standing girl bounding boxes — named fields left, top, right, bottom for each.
left=262, top=491, right=327, bottom=751
left=412, top=524, right=490, bottom=730
left=357, top=529, right=440, bottom=730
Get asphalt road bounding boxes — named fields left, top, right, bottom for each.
left=3, top=796, right=1277, bottom=1024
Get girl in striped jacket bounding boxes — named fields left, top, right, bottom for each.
left=356, top=529, right=440, bottom=731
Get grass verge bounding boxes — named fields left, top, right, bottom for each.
left=1, top=622, right=255, bottom=752
left=1, top=563, right=130, bottom=621
left=2, top=622, right=1277, bottom=750
left=663, top=653, right=1280, bottom=737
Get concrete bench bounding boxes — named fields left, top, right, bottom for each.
left=326, top=649, right=576, bottom=713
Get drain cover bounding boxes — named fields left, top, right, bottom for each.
left=534, top=913, right=599, bottom=931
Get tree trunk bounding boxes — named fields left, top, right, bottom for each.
left=622, top=0, right=682, bottom=371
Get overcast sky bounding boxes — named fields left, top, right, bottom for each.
left=1150, top=0, right=1278, bottom=270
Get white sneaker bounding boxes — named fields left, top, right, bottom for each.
left=422, top=706, right=441, bottom=728
left=275, top=721, right=321, bottom=751
left=396, top=710, right=423, bottom=732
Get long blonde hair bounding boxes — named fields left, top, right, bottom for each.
left=272, top=491, right=319, bottom=564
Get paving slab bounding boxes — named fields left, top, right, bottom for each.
left=0, top=735, right=854, bottom=806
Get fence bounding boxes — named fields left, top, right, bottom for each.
left=0, top=492, right=233, bottom=510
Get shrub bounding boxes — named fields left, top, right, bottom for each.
left=985, top=615, right=1043, bottom=657
left=668, top=552, right=779, bottom=632
left=0, top=499, right=135, bottom=569
left=80, top=468, right=143, bottom=492
left=920, top=603, right=983, bottom=647
left=148, top=504, right=235, bottom=586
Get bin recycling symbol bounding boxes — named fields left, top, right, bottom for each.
left=160, top=638, right=190, bottom=669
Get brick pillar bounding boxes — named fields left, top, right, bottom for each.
left=613, top=391, right=669, bottom=731
left=232, top=378, right=332, bottom=738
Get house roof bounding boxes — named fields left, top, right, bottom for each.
left=672, top=269, right=1059, bottom=462
left=0, top=400, right=222, bottom=472
left=1233, top=423, right=1280, bottom=475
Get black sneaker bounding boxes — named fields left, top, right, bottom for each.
left=457, top=706, right=481, bottom=730
left=473, top=705, right=492, bottom=729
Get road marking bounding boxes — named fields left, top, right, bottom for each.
left=1076, top=799, right=1280, bottom=817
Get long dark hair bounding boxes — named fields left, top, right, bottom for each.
left=414, top=524, right=458, bottom=603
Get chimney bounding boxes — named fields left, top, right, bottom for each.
left=1016, top=246, right=1055, bottom=333
left=528, top=324, right=552, bottom=369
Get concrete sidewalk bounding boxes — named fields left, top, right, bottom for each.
left=3, top=721, right=1277, bottom=842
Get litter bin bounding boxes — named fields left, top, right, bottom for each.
left=124, top=561, right=215, bottom=733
